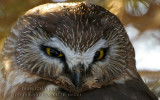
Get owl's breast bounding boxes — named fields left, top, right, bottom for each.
left=36, top=85, right=60, bottom=100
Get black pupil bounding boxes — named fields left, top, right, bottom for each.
left=50, top=48, right=60, bottom=56
left=94, top=51, right=100, bottom=59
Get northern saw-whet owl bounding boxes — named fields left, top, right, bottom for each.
left=0, top=2, right=158, bottom=100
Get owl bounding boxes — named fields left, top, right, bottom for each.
left=0, top=2, right=158, bottom=100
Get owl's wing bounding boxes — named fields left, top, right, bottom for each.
left=76, top=80, right=157, bottom=100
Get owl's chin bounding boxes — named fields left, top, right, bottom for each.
left=41, top=75, right=110, bottom=94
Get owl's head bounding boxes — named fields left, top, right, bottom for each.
left=1, top=2, right=136, bottom=93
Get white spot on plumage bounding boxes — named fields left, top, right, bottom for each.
left=11, top=28, right=20, bottom=37
left=37, top=85, right=59, bottom=100
left=2, top=70, right=40, bottom=99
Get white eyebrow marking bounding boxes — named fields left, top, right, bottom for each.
left=47, top=37, right=106, bottom=70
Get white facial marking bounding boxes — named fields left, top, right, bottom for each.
left=48, top=37, right=107, bottom=70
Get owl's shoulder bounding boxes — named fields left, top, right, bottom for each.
left=73, top=80, right=158, bottom=100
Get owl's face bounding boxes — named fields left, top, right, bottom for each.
left=2, top=2, right=135, bottom=93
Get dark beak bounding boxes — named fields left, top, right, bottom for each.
left=71, top=64, right=84, bottom=91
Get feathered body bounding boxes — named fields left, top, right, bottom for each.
left=0, top=2, right=158, bottom=100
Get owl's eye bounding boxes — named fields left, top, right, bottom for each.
left=94, top=49, right=105, bottom=61
left=46, top=47, right=63, bottom=57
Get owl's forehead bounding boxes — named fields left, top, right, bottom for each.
left=52, top=22, right=104, bottom=52
left=23, top=2, right=108, bottom=52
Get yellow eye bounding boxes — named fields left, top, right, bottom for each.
left=94, top=49, right=105, bottom=60
left=46, top=47, right=63, bottom=57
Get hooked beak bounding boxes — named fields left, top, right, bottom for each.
left=71, top=64, right=84, bottom=91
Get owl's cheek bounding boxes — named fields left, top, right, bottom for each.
left=79, top=64, right=111, bottom=90
left=41, top=58, right=65, bottom=77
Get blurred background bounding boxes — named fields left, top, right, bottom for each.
left=0, top=0, right=159, bottom=98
